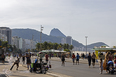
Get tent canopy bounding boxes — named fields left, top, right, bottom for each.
left=40, top=50, right=66, bottom=53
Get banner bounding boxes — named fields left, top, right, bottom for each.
left=95, top=51, right=98, bottom=59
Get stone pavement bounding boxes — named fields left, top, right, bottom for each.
left=51, top=57, right=100, bottom=65
left=0, top=56, right=99, bottom=77
left=0, top=57, right=72, bottom=77
left=32, top=56, right=100, bottom=65
left=0, top=57, right=53, bottom=77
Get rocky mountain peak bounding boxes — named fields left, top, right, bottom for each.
left=50, top=28, right=66, bottom=37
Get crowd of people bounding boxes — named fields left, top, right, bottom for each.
left=1, top=49, right=116, bottom=74
left=60, top=52, right=116, bottom=74
left=103, top=52, right=116, bottom=74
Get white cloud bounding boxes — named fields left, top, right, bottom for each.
left=0, top=0, right=116, bottom=46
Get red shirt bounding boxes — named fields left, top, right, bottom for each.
left=109, top=56, right=113, bottom=61
left=114, top=60, right=116, bottom=64
left=45, top=54, right=48, bottom=60
left=72, top=54, right=75, bottom=59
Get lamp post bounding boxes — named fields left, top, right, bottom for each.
left=85, top=36, right=88, bottom=55
left=40, top=25, right=44, bottom=51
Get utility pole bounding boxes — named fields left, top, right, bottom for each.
left=85, top=36, right=88, bottom=55
left=31, top=34, right=34, bottom=52
left=40, top=25, right=44, bottom=51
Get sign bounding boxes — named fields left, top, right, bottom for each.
left=95, top=51, right=98, bottom=59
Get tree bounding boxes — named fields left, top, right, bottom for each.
left=2, top=41, right=8, bottom=48
left=57, top=45, right=62, bottom=51
left=70, top=45, right=74, bottom=50
left=36, top=43, right=40, bottom=51
left=54, top=43, right=59, bottom=50
left=43, top=41, right=48, bottom=50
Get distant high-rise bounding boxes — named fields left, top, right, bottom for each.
left=66, top=36, right=72, bottom=45
left=61, top=38, right=66, bottom=44
left=0, top=27, right=12, bottom=44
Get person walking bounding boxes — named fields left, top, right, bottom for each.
left=61, top=53, right=65, bottom=66
left=108, top=53, right=113, bottom=61
left=10, top=58, right=20, bottom=70
left=22, top=53, right=25, bottom=64
left=72, top=53, right=75, bottom=65
left=92, top=52, right=96, bottom=67
left=99, top=58, right=103, bottom=74
left=1, top=49, right=5, bottom=64
left=26, top=53, right=31, bottom=70
left=88, top=53, right=91, bottom=68
left=39, top=52, right=43, bottom=63
left=76, top=53, right=79, bottom=65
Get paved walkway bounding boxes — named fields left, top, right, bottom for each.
left=0, top=56, right=99, bottom=77
left=0, top=57, right=53, bottom=77
left=31, top=56, right=100, bottom=65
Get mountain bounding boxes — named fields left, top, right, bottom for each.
left=87, top=42, right=109, bottom=48
left=12, top=28, right=108, bottom=49
left=50, top=28, right=66, bottom=37
left=12, top=28, right=84, bottom=47
left=12, top=29, right=61, bottom=43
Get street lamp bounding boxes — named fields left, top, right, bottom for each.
left=85, top=36, right=88, bottom=55
left=40, top=25, right=44, bottom=51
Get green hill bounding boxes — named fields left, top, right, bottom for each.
left=12, top=28, right=108, bottom=49
left=12, top=28, right=84, bottom=47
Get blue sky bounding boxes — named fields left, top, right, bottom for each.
left=0, top=0, right=116, bottom=46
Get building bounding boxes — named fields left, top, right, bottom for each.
left=12, top=36, right=37, bottom=52
left=24, top=39, right=31, bottom=51
left=19, top=38, right=23, bottom=50
left=66, top=36, right=72, bottom=45
left=0, top=33, right=7, bottom=41
left=22, top=39, right=26, bottom=51
left=0, top=27, right=12, bottom=44
left=61, top=38, right=66, bottom=44
left=12, top=36, right=20, bottom=49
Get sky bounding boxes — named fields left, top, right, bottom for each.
left=0, top=0, right=116, bottom=46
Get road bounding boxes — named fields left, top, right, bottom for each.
left=48, top=60, right=116, bottom=77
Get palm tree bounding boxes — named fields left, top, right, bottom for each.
left=70, top=45, right=74, bottom=50
left=36, top=43, right=40, bottom=51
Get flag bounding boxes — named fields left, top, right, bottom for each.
left=95, top=51, right=98, bottom=59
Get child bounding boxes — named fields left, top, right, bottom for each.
left=99, top=58, right=103, bottom=74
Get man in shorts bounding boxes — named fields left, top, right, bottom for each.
left=76, top=53, right=79, bottom=65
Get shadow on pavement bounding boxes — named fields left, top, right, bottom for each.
left=11, top=75, right=28, bottom=77
left=0, top=64, right=9, bottom=65
left=0, top=74, right=7, bottom=77
left=102, top=73, right=116, bottom=75
left=0, top=61, right=9, bottom=63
